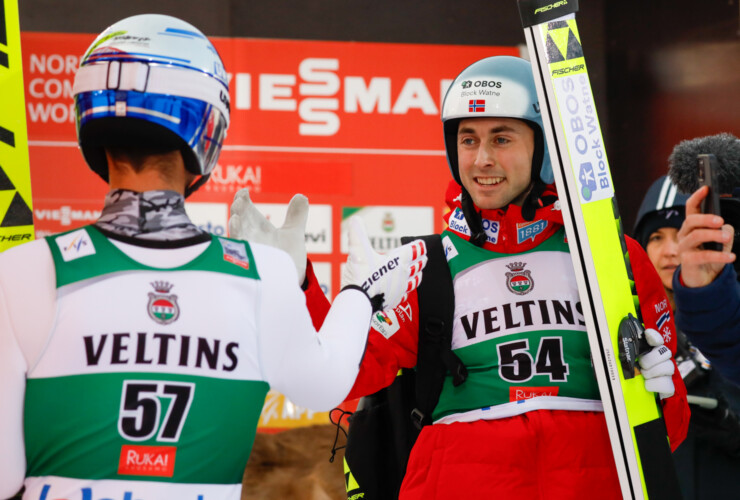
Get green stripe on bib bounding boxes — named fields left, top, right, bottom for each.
left=25, top=372, right=269, bottom=484
left=46, top=226, right=260, bottom=288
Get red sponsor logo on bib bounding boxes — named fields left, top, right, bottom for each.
left=118, top=445, right=176, bottom=477
left=509, top=386, right=559, bottom=402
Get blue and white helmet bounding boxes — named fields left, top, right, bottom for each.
left=72, top=14, right=229, bottom=185
left=441, top=56, right=553, bottom=186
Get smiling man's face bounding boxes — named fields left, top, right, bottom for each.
left=457, top=117, right=535, bottom=210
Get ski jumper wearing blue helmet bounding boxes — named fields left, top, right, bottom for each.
left=339, top=56, right=689, bottom=500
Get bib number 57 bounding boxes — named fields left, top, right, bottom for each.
left=118, top=380, right=195, bottom=442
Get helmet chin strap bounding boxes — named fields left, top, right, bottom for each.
left=184, top=174, right=211, bottom=198
left=460, top=187, right=488, bottom=247
left=521, top=123, right=556, bottom=221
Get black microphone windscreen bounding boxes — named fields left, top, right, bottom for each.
left=668, top=133, right=740, bottom=194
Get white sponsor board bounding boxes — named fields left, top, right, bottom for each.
left=340, top=206, right=434, bottom=254
left=185, top=202, right=229, bottom=237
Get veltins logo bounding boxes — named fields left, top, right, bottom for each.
left=118, top=444, right=176, bottom=478
left=578, top=162, right=597, bottom=201
left=147, top=281, right=180, bottom=325
left=55, top=228, right=96, bottom=262
left=505, top=262, right=534, bottom=295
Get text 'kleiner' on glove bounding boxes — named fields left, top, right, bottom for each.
left=639, top=327, right=675, bottom=399
left=341, top=216, right=427, bottom=312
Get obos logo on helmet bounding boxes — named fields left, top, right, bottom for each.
left=72, top=14, right=230, bottom=196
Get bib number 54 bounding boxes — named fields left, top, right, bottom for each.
left=497, top=337, right=569, bottom=383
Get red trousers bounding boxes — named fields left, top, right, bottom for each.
left=400, top=410, right=622, bottom=500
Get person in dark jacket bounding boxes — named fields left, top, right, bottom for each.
left=671, top=182, right=740, bottom=384
left=635, top=176, right=740, bottom=500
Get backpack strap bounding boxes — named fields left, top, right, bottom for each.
left=401, top=234, right=467, bottom=429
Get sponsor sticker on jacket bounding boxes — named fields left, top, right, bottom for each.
left=517, top=220, right=548, bottom=244
left=447, top=207, right=500, bottom=245
left=371, top=309, right=400, bottom=339
left=442, top=234, right=458, bottom=261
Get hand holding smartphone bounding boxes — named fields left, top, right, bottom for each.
left=697, top=154, right=723, bottom=251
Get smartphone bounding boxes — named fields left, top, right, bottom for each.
left=697, top=154, right=722, bottom=251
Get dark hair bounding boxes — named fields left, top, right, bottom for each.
left=105, top=144, right=183, bottom=174
left=79, top=117, right=185, bottom=181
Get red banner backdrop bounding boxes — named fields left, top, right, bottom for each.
left=23, top=32, right=518, bottom=429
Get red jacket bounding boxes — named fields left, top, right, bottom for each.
left=308, top=182, right=689, bottom=450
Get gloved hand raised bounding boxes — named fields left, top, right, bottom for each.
left=341, top=216, right=427, bottom=312
left=229, top=189, right=308, bottom=285
left=639, top=328, right=675, bottom=399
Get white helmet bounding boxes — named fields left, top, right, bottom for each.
left=72, top=14, right=229, bottom=192
left=441, top=56, right=553, bottom=187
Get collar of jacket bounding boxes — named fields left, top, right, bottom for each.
left=443, top=180, right=565, bottom=254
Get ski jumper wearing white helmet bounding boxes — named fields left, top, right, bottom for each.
left=72, top=14, right=230, bottom=196
left=441, top=56, right=554, bottom=244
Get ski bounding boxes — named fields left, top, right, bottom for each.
left=0, top=0, right=35, bottom=253
left=517, top=1, right=681, bottom=499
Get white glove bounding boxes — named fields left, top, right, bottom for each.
left=638, top=328, right=675, bottom=399
left=341, top=216, right=427, bottom=312
left=229, top=188, right=308, bottom=285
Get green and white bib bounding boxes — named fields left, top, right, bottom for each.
left=25, top=226, right=267, bottom=499
left=433, top=229, right=602, bottom=424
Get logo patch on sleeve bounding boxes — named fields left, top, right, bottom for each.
left=219, top=238, right=250, bottom=269
left=371, top=309, right=401, bottom=339
left=442, top=235, right=458, bottom=261
left=55, top=228, right=96, bottom=261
